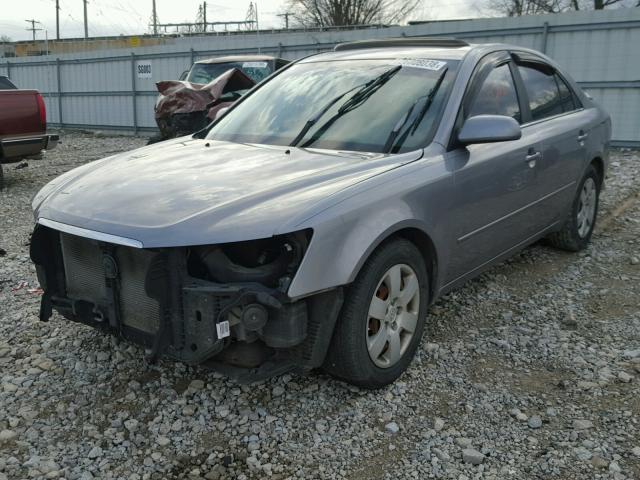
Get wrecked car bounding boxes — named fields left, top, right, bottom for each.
left=153, top=68, right=255, bottom=142
left=30, top=38, right=610, bottom=388
left=151, top=55, right=289, bottom=143
left=181, top=55, right=289, bottom=84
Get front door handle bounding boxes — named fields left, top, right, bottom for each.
left=577, top=131, right=589, bottom=142
left=525, top=151, right=541, bottom=168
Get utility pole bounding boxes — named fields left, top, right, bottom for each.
left=55, top=0, right=60, bottom=40
left=83, top=0, right=88, bottom=39
left=203, top=2, right=207, bottom=32
left=25, top=19, right=43, bottom=42
left=152, top=0, right=158, bottom=35
left=255, top=3, right=259, bottom=31
left=277, top=12, right=293, bottom=29
left=255, top=3, right=260, bottom=53
left=246, top=2, right=259, bottom=31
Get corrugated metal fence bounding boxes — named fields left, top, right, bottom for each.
left=2, top=8, right=639, bottom=146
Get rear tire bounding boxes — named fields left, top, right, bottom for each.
left=323, top=238, right=429, bottom=388
left=547, top=165, right=600, bottom=251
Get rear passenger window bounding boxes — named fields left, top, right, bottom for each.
left=468, top=64, right=521, bottom=123
left=518, top=64, right=577, bottom=121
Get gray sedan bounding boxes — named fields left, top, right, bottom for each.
left=30, top=38, right=610, bottom=387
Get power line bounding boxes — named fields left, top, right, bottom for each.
left=55, top=0, right=60, bottom=40
left=196, top=3, right=205, bottom=33
left=246, top=2, right=260, bottom=52
left=277, top=12, right=294, bottom=29
left=203, top=2, right=207, bottom=32
left=246, top=2, right=258, bottom=30
left=152, top=0, right=158, bottom=35
left=156, top=20, right=255, bottom=34
left=25, top=19, right=43, bottom=41
left=83, top=0, right=88, bottom=39
left=94, top=5, right=138, bottom=37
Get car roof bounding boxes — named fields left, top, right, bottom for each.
left=302, top=46, right=472, bottom=63
left=299, top=38, right=525, bottom=63
left=195, top=55, right=285, bottom=65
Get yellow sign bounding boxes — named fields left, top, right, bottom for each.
left=130, top=36, right=140, bottom=48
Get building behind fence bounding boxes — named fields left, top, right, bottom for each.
left=1, top=8, right=639, bottom=146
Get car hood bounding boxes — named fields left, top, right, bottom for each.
left=34, top=137, right=422, bottom=247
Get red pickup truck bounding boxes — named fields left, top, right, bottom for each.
left=0, top=76, right=59, bottom=189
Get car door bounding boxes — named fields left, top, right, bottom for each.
left=511, top=53, right=591, bottom=226
left=443, top=52, right=545, bottom=285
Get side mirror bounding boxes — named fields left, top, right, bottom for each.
left=179, top=70, right=189, bottom=81
left=458, top=115, right=521, bottom=145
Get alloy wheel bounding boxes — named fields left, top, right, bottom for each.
left=366, top=263, right=420, bottom=368
left=577, top=177, right=597, bottom=238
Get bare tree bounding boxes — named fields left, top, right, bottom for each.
left=487, top=0, right=564, bottom=15
left=591, top=0, right=625, bottom=8
left=487, top=0, right=634, bottom=15
left=0, top=35, right=12, bottom=43
left=287, top=0, right=423, bottom=27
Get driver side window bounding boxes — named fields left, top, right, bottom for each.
left=468, top=63, right=521, bottom=123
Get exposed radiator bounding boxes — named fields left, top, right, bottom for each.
left=117, top=247, right=161, bottom=334
left=60, top=233, right=107, bottom=304
left=59, top=233, right=161, bottom=334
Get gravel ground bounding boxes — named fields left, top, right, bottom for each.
left=1, top=133, right=639, bottom=480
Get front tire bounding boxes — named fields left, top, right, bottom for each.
left=547, top=165, right=600, bottom=251
left=323, top=238, right=429, bottom=388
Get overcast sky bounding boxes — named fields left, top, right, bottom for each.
left=1, top=0, right=480, bottom=41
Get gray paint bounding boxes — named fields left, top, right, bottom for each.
left=33, top=42, right=611, bottom=301
left=457, top=115, right=522, bottom=144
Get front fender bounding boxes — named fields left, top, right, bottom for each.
left=286, top=154, right=454, bottom=299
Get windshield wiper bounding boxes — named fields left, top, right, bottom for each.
left=381, top=96, right=425, bottom=153
left=336, top=65, right=402, bottom=116
left=289, top=84, right=363, bottom=147
left=382, top=67, right=448, bottom=154
left=289, top=65, right=402, bottom=148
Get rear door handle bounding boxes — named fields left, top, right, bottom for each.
left=525, top=151, right=541, bottom=167
left=578, top=131, right=589, bottom=142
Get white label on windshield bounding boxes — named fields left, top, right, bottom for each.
left=242, top=61, right=268, bottom=68
left=396, top=59, right=447, bottom=71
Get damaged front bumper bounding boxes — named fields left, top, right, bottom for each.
left=30, top=224, right=343, bottom=381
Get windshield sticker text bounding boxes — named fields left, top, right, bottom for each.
left=395, top=59, right=447, bottom=71
left=242, top=62, right=268, bottom=68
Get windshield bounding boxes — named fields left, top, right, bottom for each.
left=187, top=61, right=274, bottom=84
left=206, top=59, right=458, bottom=153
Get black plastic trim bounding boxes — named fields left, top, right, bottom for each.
left=334, top=37, right=469, bottom=51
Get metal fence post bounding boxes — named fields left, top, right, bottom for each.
left=131, top=52, right=138, bottom=134
left=56, top=58, right=63, bottom=127
left=190, top=47, right=195, bottom=66
left=5, top=61, right=10, bottom=79
left=541, top=21, right=549, bottom=54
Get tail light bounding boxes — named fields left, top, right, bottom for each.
left=36, top=92, right=47, bottom=130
